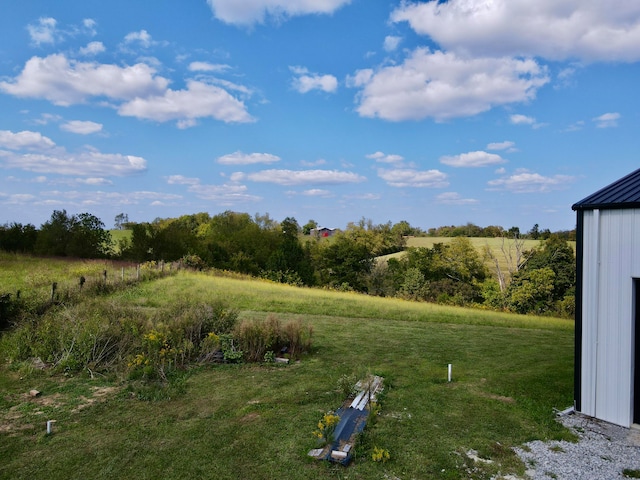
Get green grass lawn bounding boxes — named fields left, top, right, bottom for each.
left=0, top=271, right=575, bottom=480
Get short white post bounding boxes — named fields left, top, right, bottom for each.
left=447, top=364, right=452, bottom=382
left=46, top=419, right=56, bottom=434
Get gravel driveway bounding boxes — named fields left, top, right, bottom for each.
left=513, top=412, right=640, bottom=479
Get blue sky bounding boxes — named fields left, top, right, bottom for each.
left=1, top=1, right=639, bottom=232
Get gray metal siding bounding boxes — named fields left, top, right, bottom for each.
left=581, top=208, right=640, bottom=427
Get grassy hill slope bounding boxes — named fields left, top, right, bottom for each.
left=0, top=271, right=574, bottom=480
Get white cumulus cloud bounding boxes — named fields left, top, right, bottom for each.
left=217, top=151, right=281, bottom=165
left=391, top=0, right=640, bottom=62
left=167, top=175, right=261, bottom=204
left=245, top=169, right=365, bottom=185
left=0, top=54, right=253, bottom=127
left=303, top=189, right=332, bottom=196
left=377, top=168, right=448, bottom=188
left=509, top=114, right=546, bottom=128
left=166, top=175, right=201, bottom=185
left=366, top=152, right=404, bottom=164
left=351, top=48, right=549, bottom=121
left=79, top=41, right=106, bottom=56
left=206, top=0, right=352, bottom=26
left=0, top=130, right=56, bottom=150
left=36, top=190, right=182, bottom=208
left=188, top=61, right=230, bottom=72
left=487, top=141, right=515, bottom=151
left=118, top=80, right=254, bottom=126
left=27, top=17, right=58, bottom=46
left=436, top=192, right=478, bottom=205
left=0, top=54, right=168, bottom=106
left=440, top=151, right=507, bottom=168
left=290, top=66, right=338, bottom=94
left=488, top=170, right=575, bottom=193
left=593, top=112, right=620, bottom=128
left=60, top=120, right=103, bottom=135
left=0, top=130, right=146, bottom=177
left=2, top=150, right=146, bottom=177
left=383, top=36, right=402, bottom=52
left=124, top=30, right=153, bottom=48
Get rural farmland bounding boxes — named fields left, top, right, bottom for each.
left=0, top=258, right=574, bottom=480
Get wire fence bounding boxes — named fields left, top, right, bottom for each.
left=0, top=260, right=182, bottom=329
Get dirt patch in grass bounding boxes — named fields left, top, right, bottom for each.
left=480, top=392, right=516, bottom=404
left=239, top=412, right=261, bottom=423
left=72, top=386, right=119, bottom=412
left=0, top=384, right=120, bottom=433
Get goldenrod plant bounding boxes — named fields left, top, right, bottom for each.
left=372, top=446, right=390, bottom=463
left=313, top=411, right=341, bottom=446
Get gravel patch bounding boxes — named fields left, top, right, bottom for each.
left=514, top=412, right=640, bottom=479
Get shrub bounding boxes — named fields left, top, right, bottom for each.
left=0, top=317, right=37, bottom=362
left=1, top=298, right=238, bottom=380
left=337, top=373, right=358, bottom=397
left=556, top=294, right=575, bottom=319
left=181, top=254, right=206, bottom=271
left=219, top=333, right=243, bottom=362
left=234, top=315, right=314, bottom=362
left=236, top=315, right=281, bottom=362
left=198, top=332, right=221, bottom=363
left=260, top=269, right=304, bottom=287
left=282, top=318, right=313, bottom=359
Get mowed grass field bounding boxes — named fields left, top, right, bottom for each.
left=0, top=265, right=575, bottom=480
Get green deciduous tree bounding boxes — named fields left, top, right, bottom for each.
left=35, top=210, right=111, bottom=258
left=506, top=267, right=556, bottom=315
left=302, top=219, right=318, bottom=235
left=67, top=213, right=112, bottom=258
left=523, top=234, right=575, bottom=302
left=312, top=232, right=374, bottom=291
left=265, top=217, right=314, bottom=285
left=0, top=222, right=37, bottom=253
left=391, top=238, right=488, bottom=304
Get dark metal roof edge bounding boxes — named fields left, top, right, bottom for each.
left=572, top=167, right=640, bottom=211
left=572, top=201, right=640, bottom=211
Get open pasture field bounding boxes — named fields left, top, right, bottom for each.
left=0, top=252, right=130, bottom=293
left=0, top=267, right=574, bottom=480
left=406, top=236, right=547, bottom=252
left=108, top=229, right=132, bottom=254
left=378, top=237, right=544, bottom=263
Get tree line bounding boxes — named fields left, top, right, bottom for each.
left=0, top=210, right=576, bottom=317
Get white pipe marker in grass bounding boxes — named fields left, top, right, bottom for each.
left=448, top=364, right=452, bottom=382
left=46, top=419, right=56, bottom=434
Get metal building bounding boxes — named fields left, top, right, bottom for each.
left=572, top=167, right=640, bottom=427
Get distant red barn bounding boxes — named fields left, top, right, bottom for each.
left=310, top=227, right=337, bottom=238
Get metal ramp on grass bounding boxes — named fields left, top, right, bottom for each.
left=308, top=375, right=384, bottom=465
